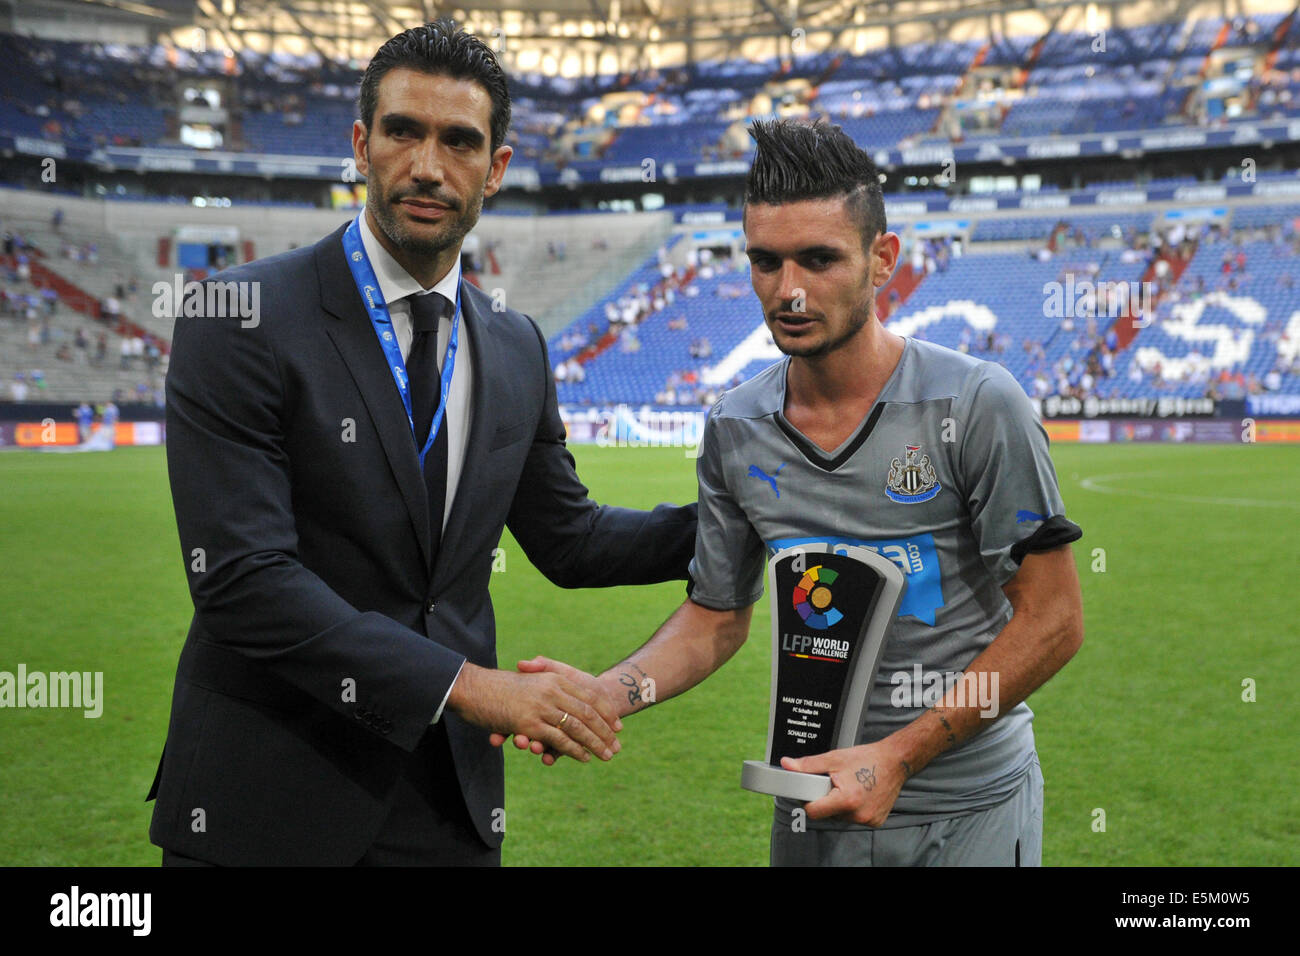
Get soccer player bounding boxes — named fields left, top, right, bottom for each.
left=74, top=401, right=94, bottom=444
left=502, top=118, right=1084, bottom=866
left=98, top=401, right=119, bottom=450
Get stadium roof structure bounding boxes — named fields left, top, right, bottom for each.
left=6, top=0, right=1231, bottom=67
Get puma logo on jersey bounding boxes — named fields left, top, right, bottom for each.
left=748, top=462, right=786, bottom=498
left=1016, top=509, right=1047, bottom=523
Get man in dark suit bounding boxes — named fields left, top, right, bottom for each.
left=147, top=19, right=696, bottom=866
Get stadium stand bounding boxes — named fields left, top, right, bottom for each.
left=4, top=7, right=1297, bottom=168
left=3, top=5, right=1299, bottom=410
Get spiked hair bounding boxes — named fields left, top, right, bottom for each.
left=744, top=117, right=887, bottom=252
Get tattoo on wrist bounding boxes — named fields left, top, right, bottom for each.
left=855, top=765, right=877, bottom=791
left=617, top=671, right=643, bottom=706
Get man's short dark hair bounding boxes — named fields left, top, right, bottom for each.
left=744, top=117, right=887, bottom=253
left=359, top=18, right=511, bottom=154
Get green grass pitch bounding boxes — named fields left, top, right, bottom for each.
left=0, top=442, right=1295, bottom=865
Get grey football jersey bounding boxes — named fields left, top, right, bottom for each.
left=689, top=337, right=1082, bottom=828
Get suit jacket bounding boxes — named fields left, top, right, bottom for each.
left=147, top=221, right=697, bottom=865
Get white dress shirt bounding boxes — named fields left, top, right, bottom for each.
left=357, top=213, right=473, bottom=723
left=358, top=213, right=474, bottom=535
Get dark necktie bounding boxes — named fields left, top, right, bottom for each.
left=406, top=292, right=451, bottom=562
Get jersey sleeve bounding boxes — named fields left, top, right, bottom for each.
left=686, top=402, right=766, bottom=611
left=956, top=362, right=1082, bottom=586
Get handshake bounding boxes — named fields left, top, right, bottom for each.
left=447, top=655, right=638, bottom=765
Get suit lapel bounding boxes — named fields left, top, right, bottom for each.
left=315, top=223, right=434, bottom=571
left=432, top=285, right=500, bottom=592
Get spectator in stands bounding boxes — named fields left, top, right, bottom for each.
left=94, top=332, right=107, bottom=366
left=120, top=336, right=132, bottom=369
left=75, top=328, right=89, bottom=364
left=10, top=374, right=28, bottom=402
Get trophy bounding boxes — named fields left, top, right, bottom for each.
left=741, top=543, right=906, bottom=801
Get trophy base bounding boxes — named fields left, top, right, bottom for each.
left=741, top=759, right=833, bottom=801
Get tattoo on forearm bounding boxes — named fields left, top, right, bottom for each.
left=900, top=760, right=914, bottom=780
left=855, top=765, right=877, bottom=791
left=937, top=712, right=957, bottom=747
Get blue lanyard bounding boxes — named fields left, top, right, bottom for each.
left=342, top=215, right=462, bottom=470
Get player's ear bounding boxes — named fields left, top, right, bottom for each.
left=871, top=232, right=901, bottom=288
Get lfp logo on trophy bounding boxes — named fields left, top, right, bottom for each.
left=741, top=543, right=906, bottom=801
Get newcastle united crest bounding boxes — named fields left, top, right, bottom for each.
left=885, top=443, right=941, bottom=503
